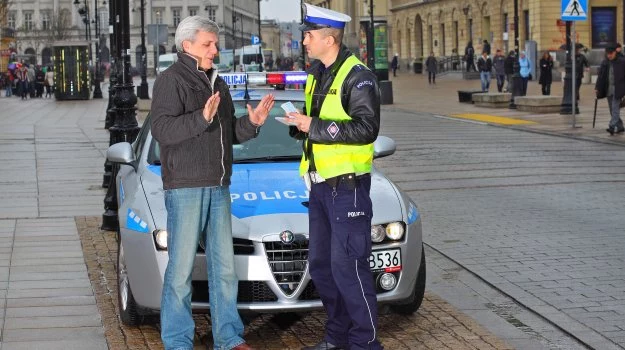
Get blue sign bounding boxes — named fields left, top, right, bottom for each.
left=251, top=35, right=260, bottom=45
left=291, top=40, right=299, bottom=49
left=561, top=0, right=587, bottom=21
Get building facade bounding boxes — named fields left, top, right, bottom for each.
left=3, top=0, right=261, bottom=73
left=390, top=0, right=624, bottom=66
left=308, top=0, right=392, bottom=62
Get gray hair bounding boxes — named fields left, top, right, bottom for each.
left=174, top=16, right=220, bottom=52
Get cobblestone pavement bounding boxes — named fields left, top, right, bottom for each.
left=375, top=109, right=625, bottom=350
left=75, top=216, right=515, bottom=350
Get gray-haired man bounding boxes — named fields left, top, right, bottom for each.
left=151, top=16, right=274, bottom=350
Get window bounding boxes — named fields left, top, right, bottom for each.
left=24, top=12, right=34, bottom=31
left=206, top=6, right=216, bottom=22
left=189, top=7, right=198, bottom=17
left=8, top=12, right=16, bottom=29
left=524, top=10, right=530, bottom=40
left=172, top=8, right=181, bottom=27
left=154, top=9, right=163, bottom=24
left=42, top=11, right=51, bottom=30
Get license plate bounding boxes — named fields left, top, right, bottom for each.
left=369, top=248, right=401, bottom=273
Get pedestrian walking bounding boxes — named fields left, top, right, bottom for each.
left=45, top=68, right=54, bottom=98
left=391, top=53, right=399, bottom=77
left=492, top=49, right=506, bottom=92
left=477, top=51, right=492, bottom=92
left=518, top=51, right=532, bottom=96
left=464, top=41, right=475, bottom=72
left=150, top=16, right=274, bottom=350
left=425, top=51, right=437, bottom=84
left=35, top=67, right=45, bottom=98
left=616, top=42, right=623, bottom=57
left=504, top=50, right=516, bottom=91
left=287, top=3, right=383, bottom=350
left=482, top=40, right=491, bottom=56
left=5, top=71, right=13, bottom=97
left=575, top=44, right=589, bottom=101
left=16, top=65, right=29, bottom=100
left=539, top=52, right=553, bottom=95
left=595, top=44, right=625, bottom=135
left=27, top=64, right=35, bottom=98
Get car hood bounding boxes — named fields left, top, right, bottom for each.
left=142, top=162, right=402, bottom=240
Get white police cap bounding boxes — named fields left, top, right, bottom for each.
left=299, top=3, right=351, bottom=32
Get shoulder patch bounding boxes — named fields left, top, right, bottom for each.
left=355, top=80, right=374, bottom=89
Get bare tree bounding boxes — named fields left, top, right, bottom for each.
left=0, top=0, right=12, bottom=26
left=15, top=9, right=72, bottom=57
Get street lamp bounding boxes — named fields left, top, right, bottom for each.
left=137, top=0, right=149, bottom=99
left=367, top=0, right=375, bottom=71
left=74, top=0, right=103, bottom=98
left=508, top=0, right=521, bottom=109
left=559, top=22, right=577, bottom=115
left=102, top=0, right=140, bottom=231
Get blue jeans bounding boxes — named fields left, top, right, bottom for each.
left=480, top=71, right=491, bottom=92
left=607, top=95, right=624, bottom=129
left=161, top=186, right=244, bottom=350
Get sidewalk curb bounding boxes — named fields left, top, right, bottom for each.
left=382, top=105, right=625, bottom=148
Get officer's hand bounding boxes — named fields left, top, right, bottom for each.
left=248, top=94, right=275, bottom=126
left=288, top=112, right=312, bottom=133
left=203, top=92, right=221, bottom=122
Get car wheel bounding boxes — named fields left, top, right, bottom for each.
left=117, top=239, right=140, bottom=325
left=391, top=244, right=426, bottom=315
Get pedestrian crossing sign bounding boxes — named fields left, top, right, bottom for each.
left=561, top=0, right=587, bottom=21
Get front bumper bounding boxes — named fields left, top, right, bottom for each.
left=123, top=218, right=423, bottom=313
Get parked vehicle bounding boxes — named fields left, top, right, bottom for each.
left=156, top=53, right=177, bottom=74
left=234, top=44, right=265, bottom=72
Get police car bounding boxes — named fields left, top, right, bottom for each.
left=107, top=72, right=426, bottom=325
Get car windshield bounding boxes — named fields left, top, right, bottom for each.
left=147, top=99, right=304, bottom=164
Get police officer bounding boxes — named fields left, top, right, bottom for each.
left=287, top=3, right=382, bottom=350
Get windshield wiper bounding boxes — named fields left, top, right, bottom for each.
left=235, top=155, right=301, bottom=163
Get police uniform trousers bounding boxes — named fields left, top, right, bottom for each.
left=308, top=174, right=383, bottom=350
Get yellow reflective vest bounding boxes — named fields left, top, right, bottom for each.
left=299, top=55, right=374, bottom=179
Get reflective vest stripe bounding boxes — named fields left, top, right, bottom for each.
left=300, top=55, right=374, bottom=178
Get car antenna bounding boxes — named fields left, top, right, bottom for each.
left=243, top=64, right=250, bottom=102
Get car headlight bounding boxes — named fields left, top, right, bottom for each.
left=385, top=222, right=404, bottom=240
left=154, top=229, right=168, bottom=249
left=371, top=225, right=386, bottom=242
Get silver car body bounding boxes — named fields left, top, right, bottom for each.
left=111, top=85, right=424, bottom=315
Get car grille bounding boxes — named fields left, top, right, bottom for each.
left=264, top=240, right=308, bottom=296
left=191, top=281, right=277, bottom=303
left=197, top=238, right=255, bottom=255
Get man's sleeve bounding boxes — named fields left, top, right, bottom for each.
left=307, top=68, right=380, bottom=144
left=150, top=75, right=211, bottom=146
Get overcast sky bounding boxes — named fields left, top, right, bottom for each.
left=260, top=0, right=301, bottom=22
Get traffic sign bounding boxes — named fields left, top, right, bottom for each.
left=561, top=0, right=587, bottom=21
left=251, top=35, right=260, bottom=45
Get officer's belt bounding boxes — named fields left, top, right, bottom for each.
left=308, top=172, right=369, bottom=188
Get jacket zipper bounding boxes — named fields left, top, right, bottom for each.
left=203, top=69, right=226, bottom=186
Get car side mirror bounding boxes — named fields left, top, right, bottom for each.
left=373, top=136, right=396, bottom=159
left=107, top=142, right=136, bottom=169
